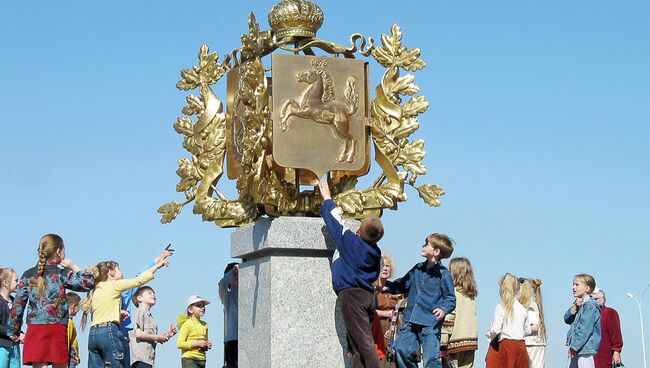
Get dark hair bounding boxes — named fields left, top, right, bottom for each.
left=132, top=286, right=154, bottom=307
left=224, top=262, right=239, bottom=275
left=359, top=217, right=384, bottom=245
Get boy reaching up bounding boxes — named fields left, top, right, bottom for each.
left=319, top=177, right=384, bottom=368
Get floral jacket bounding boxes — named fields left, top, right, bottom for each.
left=9, top=262, right=94, bottom=335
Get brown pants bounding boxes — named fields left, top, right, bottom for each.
left=339, top=288, right=381, bottom=368
left=485, top=339, right=529, bottom=368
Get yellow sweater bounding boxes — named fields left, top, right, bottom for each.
left=177, top=316, right=208, bottom=361
left=67, top=318, right=79, bottom=364
left=91, top=271, right=154, bottom=326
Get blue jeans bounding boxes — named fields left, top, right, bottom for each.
left=395, top=322, right=442, bottom=368
left=88, top=324, right=129, bottom=368
left=0, top=344, right=21, bottom=368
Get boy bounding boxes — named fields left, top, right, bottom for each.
left=218, top=263, right=239, bottom=368
left=66, top=292, right=82, bottom=368
left=384, top=233, right=456, bottom=368
left=319, top=177, right=384, bottom=368
left=130, top=286, right=177, bottom=368
left=564, top=274, right=602, bottom=368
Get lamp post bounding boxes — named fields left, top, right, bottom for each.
left=627, top=291, right=647, bottom=368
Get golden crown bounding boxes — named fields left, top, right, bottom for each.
left=268, top=0, right=324, bottom=39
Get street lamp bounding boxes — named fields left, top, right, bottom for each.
left=627, top=292, right=647, bottom=368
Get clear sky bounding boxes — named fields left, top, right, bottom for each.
left=1, top=1, right=649, bottom=367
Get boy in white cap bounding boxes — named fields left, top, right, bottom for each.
left=177, top=295, right=212, bottom=368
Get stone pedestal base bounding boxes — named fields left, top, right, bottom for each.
left=232, top=216, right=357, bottom=368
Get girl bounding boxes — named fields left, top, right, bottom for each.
left=177, top=295, right=212, bottom=368
left=485, top=273, right=530, bottom=368
left=442, top=257, right=478, bottom=368
left=0, top=268, right=20, bottom=368
left=564, top=274, right=601, bottom=368
left=85, top=256, right=169, bottom=368
left=519, top=279, right=546, bottom=368
left=9, top=234, right=94, bottom=368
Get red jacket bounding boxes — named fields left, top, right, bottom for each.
left=595, top=306, right=623, bottom=368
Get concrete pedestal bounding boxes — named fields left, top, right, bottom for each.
left=232, top=216, right=358, bottom=368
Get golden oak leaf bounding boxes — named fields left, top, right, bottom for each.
left=177, top=69, right=200, bottom=91
left=402, top=96, right=429, bottom=118
left=173, top=117, right=194, bottom=136
left=416, top=184, right=445, bottom=207
left=387, top=74, right=419, bottom=96
left=391, top=117, right=420, bottom=140
left=182, top=94, right=203, bottom=116
left=396, top=139, right=427, bottom=175
left=398, top=48, right=425, bottom=72
left=158, top=201, right=183, bottom=224
left=335, top=191, right=365, bottom=214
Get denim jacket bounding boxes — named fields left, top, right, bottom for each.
left=10, top=263, right=94, bottom=335
left=386, top=261, right=456, bottom=327
left=564, top=295, right=602, bottom=355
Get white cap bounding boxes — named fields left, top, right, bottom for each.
left=186, top=295, right=210, bottom=309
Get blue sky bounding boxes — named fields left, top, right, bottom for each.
left=1, top=1, right=649, bottom=367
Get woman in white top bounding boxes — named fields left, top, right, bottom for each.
left=485, top=273, right=531, bottom=368
left=519, top=279, right=546, bottom=368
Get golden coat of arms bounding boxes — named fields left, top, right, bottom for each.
left=158, top=0, right=445, bottom=228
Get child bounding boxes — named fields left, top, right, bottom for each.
left=9, top=234, right=94, bottom=368
left=485, top=274, right=530, bottom=368
left=66, top=292, right=82, bottom=368
left=318, top=177, right=384, bottom=368
left=130, top=286, right=177, bottom=368
left=120, top=248, right=174, bottom=361
left=218, top=263, right=239, bottom=368
left=564, top=274, right=601, bottom=368
left=442, top=257, right=478, bottom=368
left=518, top=279, right=546, bottom=368
left=85, top=255, right=169, bottom=368
left=177, top=295, right=212, bottom=368
left=0, top=268, right=20, bottom=368
left=384, top=233, right=456, bottom=368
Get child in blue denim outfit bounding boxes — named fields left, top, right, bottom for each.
left=564, top=273, right=602, bottom=368
left=385, top=234, right=456, bottom=368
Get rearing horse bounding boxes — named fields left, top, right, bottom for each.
left=279, top=59, right=359, bottom=163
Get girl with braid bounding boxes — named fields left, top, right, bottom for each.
left=9, top=234, right=95, bottom=368
left=82, top=254, right=170, bottom=368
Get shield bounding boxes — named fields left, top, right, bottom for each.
left=272, top=54, right=368, bottom=178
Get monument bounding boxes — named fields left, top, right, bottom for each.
left=158, top=1, right=444, bottom=366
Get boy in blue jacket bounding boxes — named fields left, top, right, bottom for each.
left=564, top=273, right=601, bottom=368
left=319, top=178, right=384, bottom=368
left=384, top=233, right=456, bottom=368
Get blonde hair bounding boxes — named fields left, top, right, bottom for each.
left=449, top=258, right=478, bottom=299
left=574, top=274, right=596, bottom=293
left=426, top=233, right=454, bottom=259
left=373, top=254, right=396, bottom=288
left=80, top=261, right=120, bottom=330
left=499, top=274, right=520, bottom=318
left=519, top=279, right=546, bottom=342
left=0, top=268, right=15, bottom=291
left=382, top=254, right=396, bottom=278
left=36, top=234, right=64, bottom=296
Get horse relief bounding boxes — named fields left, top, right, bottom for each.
left=279, top=58, right=359, bottom=163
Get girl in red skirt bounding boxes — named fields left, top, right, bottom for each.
left=9, top=234, right=95, bottom=368
left=485, top=273, right=531, bottom=368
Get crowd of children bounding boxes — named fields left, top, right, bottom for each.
left=0, top=180, right=624, bottom=368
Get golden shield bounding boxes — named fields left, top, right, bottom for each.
left=272, top=54, right=368, bottom=178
